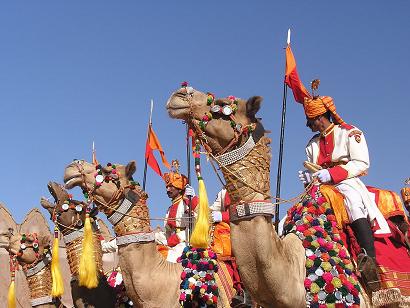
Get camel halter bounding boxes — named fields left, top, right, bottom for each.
left=181, top=88, right=313, bottom=206
left=181, top=85, right=255, bottom=157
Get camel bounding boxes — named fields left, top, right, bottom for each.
left=63, top=160, right=236, bottom=307
left=0, top=205, right=72, bottom=308
left=166, top=86, right=307, bottom=307
left=40, top=182, right=116, bottom=308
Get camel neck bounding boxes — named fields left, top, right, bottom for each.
left=64, top=232, right=103, bottom=277
left=25, top=263, right=54, bottom=306
left=111, top=198, right=152, bottom=236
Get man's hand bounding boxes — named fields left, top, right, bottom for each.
left=298, top=170, right=312, bottom=184
left=313, top=169, right=332, bottom=183
left=184, top=184, right=196, bottom=197
left=212, top=211, right=222, bottom=223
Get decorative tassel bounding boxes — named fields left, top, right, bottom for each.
left=51, top=227, right=64, bottom=297
left=190, top=178, right=210, bottom=248
left=8, top=257, right=16, bottom=308
left=79, top=212, right=98, bottom=288
left=8, top=280, right=16, bottom=308
left=190, top=138, right=211, bottom=248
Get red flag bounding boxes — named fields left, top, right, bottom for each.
left=285, top=45, right=312, bottom=103
left=145, top=125, right=170, bottom=177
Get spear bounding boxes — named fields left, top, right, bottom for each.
left=186, top=123, right=192, bottom=241
left=142, top=99, right=154, bottom=191
left=274, top=29, right=291, bottom=230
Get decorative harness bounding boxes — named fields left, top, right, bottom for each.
left=72, top=160, right=155, bottom=246
left=10, top=232, right=55, bottom=306
left=182, top=86, right=277, bottom=221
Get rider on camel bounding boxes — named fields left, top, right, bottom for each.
left=156, top=160, right=198, bottom=262
left=298, top=93, right=391, bottom=292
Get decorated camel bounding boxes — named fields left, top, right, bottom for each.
left=166, top=86, right=307, bottom=307
left=40, top=181, right=116, bottom=308
left=166, top=85, right=410, bottom=307
left=63, top=160, right=236, bottom=307
left=0, top=205, right=73, bottom=308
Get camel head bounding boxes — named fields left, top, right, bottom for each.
left=166, top=85, right=265, bottom=155
left=41, top=182, right=96, bottom=235
left=63, top=160, right=142, bottom=215
left=0, top=205, right=51, bottom=268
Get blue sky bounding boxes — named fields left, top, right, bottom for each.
left=0, top=1, right=409, bottom=229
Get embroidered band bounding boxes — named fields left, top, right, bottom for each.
left=215, top=135, right=255, bottom=167
left=116, top=231, right=155, bottom=246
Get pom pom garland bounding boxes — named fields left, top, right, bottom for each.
left=284, top=185, right=361, bottom=307
left=178, top=246, right=219, bottom=307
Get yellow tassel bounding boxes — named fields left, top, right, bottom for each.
left=8, top=279, right=16, bottom=308
left=190, top=179, right=210, bottom=248
left=51, top=229, right=64, bottom=297
left=79, top=213, right=98, bottom=288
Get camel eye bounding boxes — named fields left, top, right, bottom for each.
left=73, top=159, right=84, bottom=165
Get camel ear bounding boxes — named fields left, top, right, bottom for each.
left=125, top=161, right=137, bottom=179
left=0, top=203, right=17, bottom=234
left=246, top=96, right=263, bottom=120
left=40, top=197, right=55, bottom=216
left=20, top=209, right=52, bottom=240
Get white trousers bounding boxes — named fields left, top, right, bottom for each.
left=335, top=183, right=368, bottom=222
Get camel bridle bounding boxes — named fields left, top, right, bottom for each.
left=179, top=87, right=255, bottom=156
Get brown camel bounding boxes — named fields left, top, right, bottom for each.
left=41, top=182, right=116, bottom=308
left=0, top=205, right=70, bottom=308
left=167, top=86, right=307, bottom=307
left=63, top=160, right=235, bottom=307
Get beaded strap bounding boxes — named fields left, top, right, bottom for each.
left=108, top=197, right=133, bottom=226
left=63, top=221, right=99, bottom=244
left=231, top=201, right=275, bottom=222
left=116, top=231, right=155, bottom=246
left=214, top=135, right=255, bottom=167
left=26, top=253, right=51, bottom=277
left=31, top=295, right=53, bottom=307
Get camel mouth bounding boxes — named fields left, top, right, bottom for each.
left=166, top=105, right=190, bottom=119
left=63, top=173, right=82, bottom=189
left=166, top=94, right=190, bottom=119
left=47, top=182, right=69, bottom=203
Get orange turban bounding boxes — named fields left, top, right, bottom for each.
left=303, top=96, right=344, bottom=125
left=163, top=171, right=188, bottom=190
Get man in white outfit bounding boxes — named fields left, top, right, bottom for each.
left=299, top=95, right=390, bottom=292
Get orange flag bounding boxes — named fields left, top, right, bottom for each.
left=145, top=125, right=170, bottom=177
left=285, top=45, right=312, bottom=103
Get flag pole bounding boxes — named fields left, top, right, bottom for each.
left=142, top=99, right=154, bottom=191
left=186, top=123, right=192, bottom=242
left=274, top=29, right=291, bottom=231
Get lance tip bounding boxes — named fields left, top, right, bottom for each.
left=287, top=29, right=291, bottom=45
